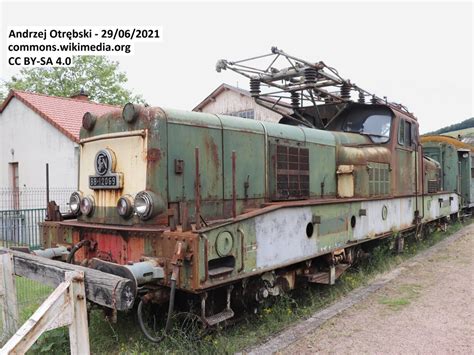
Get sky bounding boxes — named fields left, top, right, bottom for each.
left=0, top=0, right=472, bottom=133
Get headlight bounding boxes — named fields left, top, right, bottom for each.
left=134, top=191, right=165, bottom=220
left=134, top=191, right=153, bottom=220
left=80, top=195, right=95, bottom=216
left=69, top=191, right=82, bottom=215
left=117, top=195, right=134, bottom=218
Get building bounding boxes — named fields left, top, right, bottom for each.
left=0, top=90, right=118, bottom=209
left=193, top=83, right=291, bottom=122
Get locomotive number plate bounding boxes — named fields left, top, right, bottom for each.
left=89, top=148, right=123, bottom=189
left=89, top=174, right=123, bottom=189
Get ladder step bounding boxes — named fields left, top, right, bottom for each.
left=208, top=266, right=234, bottom=277
left=205, top=309, right=234, bottom=326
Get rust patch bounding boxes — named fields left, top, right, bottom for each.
left=205, top=136, right=220, bottom=168
left=147, top=148, right=161, bottom=162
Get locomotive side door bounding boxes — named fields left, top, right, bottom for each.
left=395, top=117, right=417, bottom=195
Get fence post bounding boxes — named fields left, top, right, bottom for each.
left=1, top=270, right=90, bottom=354
left=65, top=271, right=90, bottom=355
left=0, top=252, right=19, bottom=339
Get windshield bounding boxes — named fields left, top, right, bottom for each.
left=342, top=114, right=391, bottom=143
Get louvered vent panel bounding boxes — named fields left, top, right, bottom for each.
left=427, top=179, right=439, bottom=193
left=274, top=145, right=309, bottom=200
left=368, top=162, right=390, bottom=196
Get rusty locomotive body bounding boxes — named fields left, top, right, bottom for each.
left=40, top=48, right=471, bottom=338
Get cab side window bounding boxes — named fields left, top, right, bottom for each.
left=404, top=121, right=412, bottom=146
left=398, top=120, right=405, bottom=145
left=398, top=119, right=414, bottom=148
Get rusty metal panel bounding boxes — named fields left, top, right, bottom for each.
left=218, top=115, right=266, bottom=201
left=308, top=144, right=337, bottom=197
left=166, top=122, right=223, bottom=203
left=395, top=147, right=416, bottom=195
left=337, top=165, right=354, bottom=198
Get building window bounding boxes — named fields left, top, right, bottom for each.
left=227, top=109, right=255, bottom=119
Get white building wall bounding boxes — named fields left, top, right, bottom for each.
left=0, top=98, right=78, bottom=189
left=199, top=90, right=283, bottom=123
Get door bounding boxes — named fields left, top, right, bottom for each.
left=9, top=162, right=19, bottom=209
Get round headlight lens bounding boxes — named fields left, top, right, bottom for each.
left=117, top=195, right=134, bottom=218
left=80, top=196, right=95, bottom=216
left=69, top=192, right=82, bottom=215
left=134, top=191, right=153, bottom=220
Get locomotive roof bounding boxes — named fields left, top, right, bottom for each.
left=421, top=135, right=474, bottom=152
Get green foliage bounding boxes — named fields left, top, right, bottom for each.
left=2, top=56, right=144, bottom=106
left=29, top=328, right=69, bottom=354
left=0, top=87, right=6, bottom=103
left=426, top=117, right=474, bottom=136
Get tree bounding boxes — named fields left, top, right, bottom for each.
left=2, top=56, right=144, bottom=105
left=426, top=117, right=474, bottom=135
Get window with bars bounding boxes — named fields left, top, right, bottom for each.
left=273, top=145, right=309, bottom=200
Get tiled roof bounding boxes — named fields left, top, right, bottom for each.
left=0, top=90, right=120, bottom=143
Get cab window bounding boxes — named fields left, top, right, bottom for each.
left=398, top=119, right=413, bottom=147
left=343, top=114, right=391, bottom=143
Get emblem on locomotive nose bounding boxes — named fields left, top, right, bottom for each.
left=89, top=148, right=123, bottom=190
left=95, top=151, right=110, bottom=176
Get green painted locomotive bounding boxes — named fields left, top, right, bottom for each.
left=421, top=135, right=474, bottom=208
left=40, top=48, right=471, bottom=340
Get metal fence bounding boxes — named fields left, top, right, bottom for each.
left=0, top=188, right=74, bottom=249
left=0, top=209, right=46, bottom=249
left=0, top=187, right=74, bottom=211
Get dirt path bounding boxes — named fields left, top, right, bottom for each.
left=283, top=224, right=474, bottom=354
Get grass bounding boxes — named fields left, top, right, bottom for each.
left=15, top=278, right=52, bottom=319
left=379, top=297, right=410, bottom=310
left=12, top=219, right=469, bottom=354
left=378, top=284, right=422, bottom=311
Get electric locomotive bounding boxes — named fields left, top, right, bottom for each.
left=40, top=48, right=468, bottom=339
